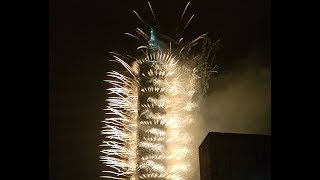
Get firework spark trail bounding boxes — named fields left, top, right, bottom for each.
left=180, top=2, right=191, bottom=22
left=148, top=1, right=156, bottom=21
left=101, top=2, right=218, bottom=179
left=125, top=32, right=141, bottom=41
left=133, top=10, right=146, bottom=25
left=182, top=15, right=194, bottom=33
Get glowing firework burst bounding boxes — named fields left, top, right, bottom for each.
left=100, top=2, right=219, bottom=179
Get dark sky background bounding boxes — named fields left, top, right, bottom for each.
left=49, top=0, right=270, bottom=179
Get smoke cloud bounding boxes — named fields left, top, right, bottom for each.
left=190, top=47, right=271, bottom=179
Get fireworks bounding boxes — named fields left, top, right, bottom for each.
left=101, top=2, right=219, bottom=179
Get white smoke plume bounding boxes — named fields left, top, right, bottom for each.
left=190, top=47, right=271, bottom=179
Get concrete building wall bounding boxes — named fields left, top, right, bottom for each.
left=199, top=132, right=270, bottom=180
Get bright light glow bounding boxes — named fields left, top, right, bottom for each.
left=101, top=1, right=218, bottom=179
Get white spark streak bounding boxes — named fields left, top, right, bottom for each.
left=101, top=2, right=217, bottom=179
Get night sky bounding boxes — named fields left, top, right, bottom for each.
left=49, top=0, right=270, bottom=179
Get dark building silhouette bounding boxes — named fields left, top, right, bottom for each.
left=199, top=132, right=270, bottom=180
